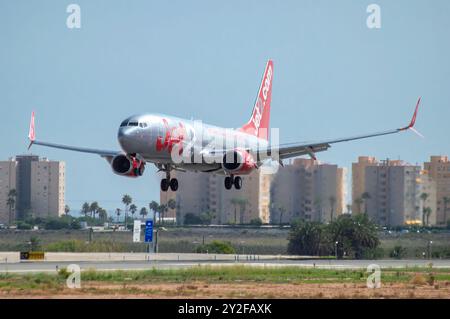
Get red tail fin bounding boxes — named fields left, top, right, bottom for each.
left=240, top=60, right=273, bottom=140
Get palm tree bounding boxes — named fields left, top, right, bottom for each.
left=98, top=208, right=108, bottom=222
left=158, top=204, right=168, bottom=224
left=6, top=189, right=17, bottom=225
left=149, top=201, right=159, bottom=224
left=354, top=198, right=364, bottom=215
left=122, top=194, right=132, bottom=229
left=420, top=193, right=429, bottom=226
left=279, top=206, right=287, bottom=226
left=238, top=199, right=248, bottom=224
left=361, top=192, right=371, bottom=214
left=167, top=199, right=177, bottom=224
left=230, top=198, right=243, bottom=224
left=139, top=207, right=148, bottom=220
left=346, top=204, right=352, bottom=214
left=64, top=205, right=70, bottom=216
left=90, top=201, right=99, bottom=219
left=443, top=196, right=450, bottom=226
left=81, top=202, right=90, bottom=218
left=167, top=198, right=176, bottom=210
left=425, top=207, right=432, bottom=226
left=115, top=208, right=122, bottom=223
left=314, top=197, right=323, bottom=222
left=129, top=204, right=137, bottom=220
left=329, top=196, right=336, bottom=222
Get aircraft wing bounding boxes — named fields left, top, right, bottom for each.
left=265, top=97, right=422, bottom=161
left=27, top=112, right=120, bottom=158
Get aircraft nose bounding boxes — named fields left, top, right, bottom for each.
left=117, top=127, right=134, bottom=150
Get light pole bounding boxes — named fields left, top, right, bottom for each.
left=154, top=227, right=168, bottom=254
left=335, top=241, right=339, bottom=260
left=428, top=240, right=433, bottom=259
left=192, top=241, right=200, bottom=253
left=240, top=240, right=246, bottom=256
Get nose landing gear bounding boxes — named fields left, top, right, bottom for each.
left=224, top=175, right=242, bottom=190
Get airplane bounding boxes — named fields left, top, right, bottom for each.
left=27, top=60, right=421, bottom=192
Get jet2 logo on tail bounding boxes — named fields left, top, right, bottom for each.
left=252, top=65, right=272, bottom=135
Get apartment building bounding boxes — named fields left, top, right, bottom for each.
left=270, top=158, right=346, bottom=223
left=160, top=167, right=274, bottom=224
left=0, top=155, right=65, bottom=223
left=424, top=156, right=450, bottom=226
left=353, top=157, right=437, bottom=226
left=0, top=158, right=18, bottom=224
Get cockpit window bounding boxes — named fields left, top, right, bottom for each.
left=120, top=120, right=128, bottom=127
left=139, top=122, right=148, bottom=128
left=128, top=122, right=138, bottom=126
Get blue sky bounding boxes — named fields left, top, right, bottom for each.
left=1, top=0, right=449, bottom=213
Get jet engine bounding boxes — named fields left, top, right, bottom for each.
left=222, top=149, right=256, bottom=174
left=111, top=154, right=145, bottom=177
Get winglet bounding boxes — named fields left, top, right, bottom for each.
left=28, top=111, right=35, bottom=149
left=398, top=97, right=421, bottom=131
left=408, top=97, right=421, bottom=128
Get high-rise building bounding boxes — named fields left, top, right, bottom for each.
left=0, top=155, right=65, bottom=223
left=30, top=158, right=65, bottom=218
left=0, top=158, right=18, bottom=224
left=160, top=167, right=274, bottom=224
left=270, top=159, right=346, bottom=223
left=424, top=156, right=450, bottom=226
left=15, top=155, right=39, bottom=218
left=364, top=160, right=424, bottom=226
left=353, top=157, right=437, bottom=226
left=219, top=166, right=273, bottom=224
left=417, top=170, right=437, bottom=226
left=352, top=156, right=378, bottom=214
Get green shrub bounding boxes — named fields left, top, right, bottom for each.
left=17, top=222, right=32, bottom=230
left=249, top=218, right=263, bottom=226
left=184, top=213, right=203, bottom=225
left=196, top=240, right=236, bottom=254
left=390, top=245, right=408, bottom=259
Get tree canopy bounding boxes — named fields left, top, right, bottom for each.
left=288, top=214, right=380, bottom=259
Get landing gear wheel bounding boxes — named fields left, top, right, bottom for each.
left=234, top=176, right=242, bottom=190
left=169, top=178, right=179, bottom=192
left=224, top=176, right=233, bottom=190
left=160, top=178, right=169, bottom=192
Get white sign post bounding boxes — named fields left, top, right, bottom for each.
left=133, top=220, right=141, bottom=243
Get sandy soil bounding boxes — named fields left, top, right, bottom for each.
left=2, top=281, right=450, bottom=299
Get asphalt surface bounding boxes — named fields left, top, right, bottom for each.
left=1, top=258, right=450, bottom=273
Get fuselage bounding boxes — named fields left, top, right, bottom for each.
left=117, top=114, right=269, bottom=173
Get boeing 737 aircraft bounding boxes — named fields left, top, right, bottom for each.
left=27, top=60, right=421, bottom=192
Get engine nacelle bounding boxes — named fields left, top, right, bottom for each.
left=222, top=149, right=256, bottom=174
left=111, top=154, right=145, bottom=177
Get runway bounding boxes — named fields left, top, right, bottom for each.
left=1, top=256, right=450, bottom=273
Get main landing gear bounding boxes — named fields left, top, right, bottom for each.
left=160, top=167, right=178, bottom=192
left=224, top=175, right=242, bottom=190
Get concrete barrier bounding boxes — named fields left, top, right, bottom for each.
left=0, top=252, right=312, bottom=263
left=0, top=252, right=20, bottom=263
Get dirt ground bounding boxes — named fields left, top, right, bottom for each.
left=2, top=281, right=450, bottom=299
